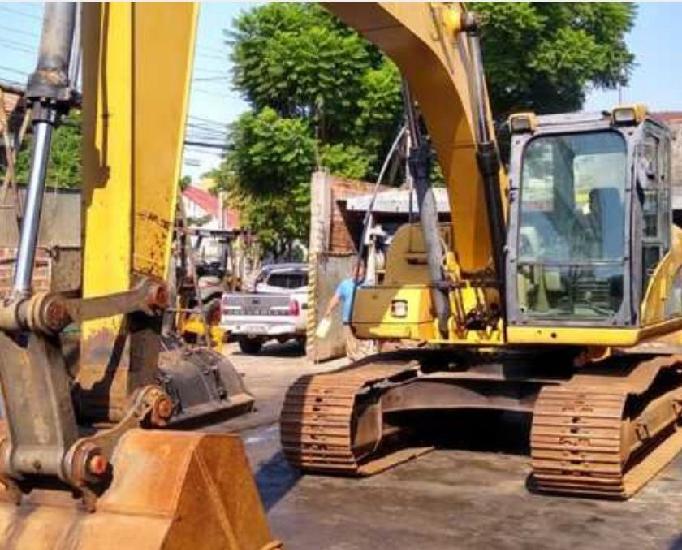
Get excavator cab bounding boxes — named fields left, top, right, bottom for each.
left=506, top=107, right=677, bottom=346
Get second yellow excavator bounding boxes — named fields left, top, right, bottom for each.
left=0, top=3, right=278, bottom=548
left=282, top=2, right=682, bottom=499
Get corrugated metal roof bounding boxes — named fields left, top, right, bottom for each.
left=343, top=187, right=450, bottom=214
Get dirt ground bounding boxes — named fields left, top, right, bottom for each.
left=218, top=342, right=682, bottom=550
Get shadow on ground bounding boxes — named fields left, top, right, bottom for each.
left=398, top=409, right=532, bottom=456
left=231, top=341, right=306, bottom=359
left=254, top=451, right=301, bottom=511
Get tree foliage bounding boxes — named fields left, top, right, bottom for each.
left=224, top=3, right=403, bottom=255
left=16, top=111, right=82, bottom=188
left=471, top=2, right=636, bottom=115
left=222, top=2, right=636, bottom=256
left=212, top=107, right=313, bottom=257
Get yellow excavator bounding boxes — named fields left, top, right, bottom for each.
left=282, top=2, right=682, bottom=498
left=0, top=3, right=279, bottom=548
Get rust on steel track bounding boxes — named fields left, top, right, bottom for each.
left=280, top=357, right=432, bottom=475
left=531, top=355, right=682, bottom=498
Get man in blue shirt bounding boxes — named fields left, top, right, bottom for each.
left=323, top=259, right=371, bottom=360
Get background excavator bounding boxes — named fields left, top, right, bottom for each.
left=282, top=2, right=682, bottom=499
left=0, top=3, right=279, bottom=548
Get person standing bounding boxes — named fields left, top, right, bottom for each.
left=323, top=259, right=372, bottom=361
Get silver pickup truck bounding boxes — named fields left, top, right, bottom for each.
left=221, top=263, right=308, bottom=354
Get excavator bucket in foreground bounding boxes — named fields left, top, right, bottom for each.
left=0, top=430, right=279, bottom=550
left=0, top=4, right=280, bottom=549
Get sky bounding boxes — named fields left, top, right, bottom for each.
left=1, top=2, right=681, bottom=181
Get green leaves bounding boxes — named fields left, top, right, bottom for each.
left=223, top=3, right=404, bottom=256
left=471, top=2, right=635, bottom=116
left=222, top=2, right=636, bottom=256
left=212, top=107, right=313, bottom=257
left=15, top=111, right=82, bottom=188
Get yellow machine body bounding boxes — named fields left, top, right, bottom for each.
left=331, top=3, right=682, bottom=353
left=354, top=222, right=682, bottom=347
left=178, top=313, right=226, bottom=351
left=78, top=2, right=198, bottom=418
left=0, top=3, right=277, bottom=548
left=283, top=2, right=682, bottom=503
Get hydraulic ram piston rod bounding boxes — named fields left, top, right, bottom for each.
left=13, top=3, right=76, bottom=298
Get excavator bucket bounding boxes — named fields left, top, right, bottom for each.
left=0, top=430, right=280, bottom=550
left=159, top=346, right=256, bottom=426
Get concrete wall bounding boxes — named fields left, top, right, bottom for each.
left=306, top=171, right=375, bottom=362
left=0, top=188, right=81, bottom=296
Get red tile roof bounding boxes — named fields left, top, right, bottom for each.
left=183, top=186, right=219, bottom=216
left=653, top=111, right=682, bottom=124
left=182, top=186, right=240, bottom=229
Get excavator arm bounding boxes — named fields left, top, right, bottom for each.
left=0, top=4, right=277, bottom=548
left=324, top=3, right=507, bottom=342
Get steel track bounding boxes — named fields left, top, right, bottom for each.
left=531, top=356, right=682, bottom=498
left=280, top=359, right=431, bottom=475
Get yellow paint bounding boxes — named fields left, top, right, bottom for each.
left=508, top=112, right=538, bottom=133
left=324, top=2, right=507, bottom=275
left=507, top=326, right=640, bottom=347
left=327, top=5, right=682, bottom=356
left=641, top=225, right=682, bottom=325
left=612, top=103, right=648, bottom=125
left=353, top=222, right=503, bottom=345
left=180, top=316, right=226, bottom=351
left=353, top=285, right=436, bottom=341
left=133, top=3, right=197, bottom=280
left=81, top=3, right=134, bottom=342
left=80, top=3, right=197, bottom=344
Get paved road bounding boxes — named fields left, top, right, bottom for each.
left=220, top=342, right=682, bottom=550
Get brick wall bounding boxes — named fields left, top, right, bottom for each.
left=0, top=247, right=51, bottom=299
left=328, top=177, right=377, bottom=253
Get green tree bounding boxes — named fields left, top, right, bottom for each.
left=222, top=2, right=635, bottom=255
left=471, top=2, right=636, bottom=115
left=214, top=107, right=314, bottom=258
left=224, top=3, right=404, bottom=255
left=179, top=175, right=192, bottom=190
left=16, top=111, right=82, bottom=188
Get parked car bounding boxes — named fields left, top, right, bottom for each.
left=221, top=263, right=308, bottom=354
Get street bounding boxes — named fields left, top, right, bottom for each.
left=218, top=342, right=682, bottom=550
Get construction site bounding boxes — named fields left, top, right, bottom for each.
left=0, top=2, right=681, bottom=549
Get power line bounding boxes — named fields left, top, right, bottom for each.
left=0, top=36, right=38, bottom=50
left=189, top=115, right=230, bottom=125
left=195, top=52, right=225, bottom=62
left=184, top=140, right=229, bottom=151
left=192, top=88, right=226, bottom=98
left=0, top=77, right=26, bottom=90
left=193, top=76, right=230, bottom=82
left=0, top=5, right=42, bottom=21
left=0, top=41, right=36, bottom=56
left=194, top=66, right=229, bottom=75
left=0, top=24, right=40, bottom=40
left=0, top=65, right=29, bottom=78
left=197, top=46, right=227, bottom=57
